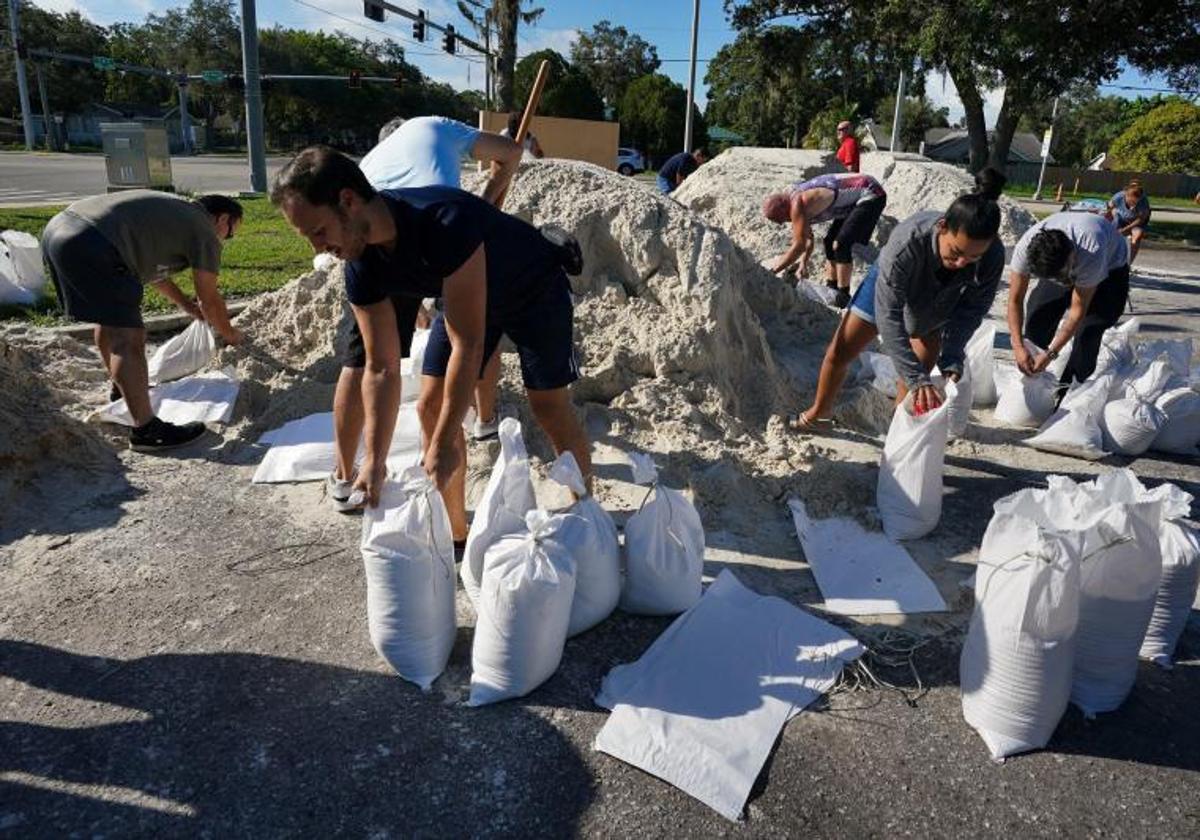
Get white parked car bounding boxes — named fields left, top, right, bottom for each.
left=616, top=147, right=645, bottom=176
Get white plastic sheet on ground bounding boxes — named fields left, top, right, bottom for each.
left=1025, top=374, right=1113, bottom=461
left=1044, top=471, right=1163, bottom=717
left=147, top=319, right=217, bottom=384
left=859, top=350, right=898, bottom=398
left=788, top=499, right=946, bottom=615
left=1139, top=484, right=1200, bottom=668
left=548, top=451, right=621, bottom=637
left=361, top=466, right=456, bottom=691
left=469, top=509, right=578, bottom=706
left=966, top=321, right=997, bottom=408
left=594, top=569, right=863, bottom=822
left=91, top=368, right=239, bottom=427
left=960, top=508, right=1083, bottom=761
left=876, top=380, right=956, bottom=541
left=1100, top=358, right=1172, bottom=456
left=251, top=404, right=423, bottom=484
left=1151, top=387, right=1200, bottom=455
left=994, top=341, right=1058, bottom=428
left=462, top=418, right=537, bottom=607
left=0, top=230, right=46, bottom=305
left=619, top=452, right=705, bottom=616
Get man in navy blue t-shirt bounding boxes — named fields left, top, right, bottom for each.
left=656, top=148, right=707, bottom=194
left=271, top=146, right=591, bottom=542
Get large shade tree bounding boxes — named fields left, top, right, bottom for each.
left=570, top=20, right=660, bottom=114
left=457, top=0, right=544, bottom=112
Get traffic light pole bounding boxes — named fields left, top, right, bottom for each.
left=239, top=0, right=268, bottom=193
left=366, top=0, right=491, bottom=56
left=7, top=0, right=36, bottom=150
left=683, top=0, right=700, bottom=153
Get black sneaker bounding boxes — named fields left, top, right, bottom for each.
left=130, top=418, right=208, bottom=452
left=833, top=288, right=851, bottom=309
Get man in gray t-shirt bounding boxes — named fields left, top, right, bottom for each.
left=41, top=190, right=245, bottom=451
left=1007, top=211, right=1131, bottom=386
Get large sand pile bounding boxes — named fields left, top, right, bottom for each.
left=673, top=148, right=1036, bottom=278
left=0, top=338, right=118, bottom=506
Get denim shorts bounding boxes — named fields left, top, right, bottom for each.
left=848, top=263, right=878, bottom=324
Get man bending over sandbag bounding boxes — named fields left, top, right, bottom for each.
left=324, top=115, right=523, bottom=512
left=40, top=191, right=244, bottom=451
left=762, top=172, right=887, bottom=308
left=1006, top=210, right=1130, bottom=388
left=794, top=169, right=1007, bottom=431
left=271, top=147, right=591, bottom=553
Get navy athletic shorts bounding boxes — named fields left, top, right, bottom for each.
left=41, top=211, right=144, bottom=328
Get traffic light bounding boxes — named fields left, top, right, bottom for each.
left=363, top=0, right=384, bottom=23
left=412, top=10, right=425, bottom=42
left=442, top=24, right=455, bottom=54
left=349, top=70, right=362, bottom=89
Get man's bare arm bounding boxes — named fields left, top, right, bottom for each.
left=354, top=299, right=402, bottom=507
left=192, top=269, right=239, bottom=343
left=474, top=132, right=523, bottom=207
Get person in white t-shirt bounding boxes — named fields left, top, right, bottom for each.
left=1006, top=211, right=1131, bottom=387
left=500, top=112, right=544, bottom=159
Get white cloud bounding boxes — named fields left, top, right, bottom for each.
left=517, top=26, right=581, bottom=59
left=924, top=69, right=1006, bottom=130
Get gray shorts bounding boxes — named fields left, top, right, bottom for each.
left=41, top=211, right=144, bottom=328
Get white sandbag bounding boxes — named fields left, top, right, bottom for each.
left=620, top=452, right=705, bottom=616
left=91, top=368, right=239, bottom=427
left=1025, top=374, right=1113, bottom=461
left=933, top=366, right=972, bottom=439
left=147, top=319, right=217, bottom=384
left=966, top=321, right=997, bottom=407
left=860, top=350, right=898, bottom=398
left=461, top=418, right=536, bottom=607
left=469, top=509, right=578, bottom=706
left=1093, top=318, right=1139, bottom=379
left=361, top=466, right=457, bottom=691
left=1151, top=388, right=1200, bottom=455
left=1139, top=484, right=1200, bottom=668
left=960, top=509, right=1082, bottom=761
left=548, top=451, right=620, bottom=636
left=795, top=279, right=840, bottom=308
left=1100, top=359, right=1172, bottom=456
left=876, top=380, right=956, bottom=541
left=400, top=328, right=429, bottom=403
left=1047, top=471, right=1163, bottom=716
left=1135, top=338, right=1192, bottom=384
left=0, top=230, right=46, bottom=305
left=994, top=341, right=1058, bottom=428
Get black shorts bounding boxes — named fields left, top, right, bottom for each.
left=422, top=271, right=579, bottom=391
left=342, top=295, right=422, bottom=367
left=1025, top=264, right=1131, bottom=385
left=41, top=212, right=144, bottom=328
left=824, top=196, right=886, bottom=264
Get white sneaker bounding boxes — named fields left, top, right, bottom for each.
left=472, top=415, right=500, bottom=441
left=326, top=473, right=360, bottom=513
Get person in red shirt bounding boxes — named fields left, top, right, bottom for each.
left=836, top=120, right=860, bottom=173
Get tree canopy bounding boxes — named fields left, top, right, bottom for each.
left=513, top=50, right=604, bottom=120
left=570, top=20, right=661, bottom=113
left=619, top=73, right=707, bottom=163
left=1107, top=100, right=1200, bottom=174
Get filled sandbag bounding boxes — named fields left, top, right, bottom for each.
left=966, top=321, right=997, bottom=408
left=1046, top=471, right=1163, bottom=717
left=960, top=508, right=1083, bottom=761
left=468, top=510, right=578, bottom=706
left=548, top=451, right=620, bottom=636
left=1135, top=338, right=1192, bottom=386
left=1139, top=484, right=1200, bottom=668
left=461, top=418, right=536, bottom=607
left=933, top=366, right=972, bottom=439
left=1100, top=358, right=1172, bottom=456
left=876, top=380, right=957, bottom=540
left=620, top=452, right=705, bottom=616
left=360, top=466, right=457, bottom=691
left=400, top=328, right=429, bottom=404
left=0, top=230, right=46, bottom=305
left=1025, top=374, right=1113, bottom=461
left=1151, top=387, right=1200, bottom=456
left=1093, top=318, right=1139, bottom=379
left=994, top=342, right=1058, bottom=428
left=147, top=319, right=217, bottom=384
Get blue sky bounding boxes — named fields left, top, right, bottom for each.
left=36, top=0, right=1182, bottom=125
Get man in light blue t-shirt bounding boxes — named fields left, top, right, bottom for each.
left=1106, top=181, right=1151, bottom=262
left=328, top=116, right=522, bottom=514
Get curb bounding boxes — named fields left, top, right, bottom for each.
left=41, top=300, right=251, bottom=340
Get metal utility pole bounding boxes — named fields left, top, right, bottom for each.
left=683, top=0, right=700, bottom=152
left=483, top=10, right=492, bottom=112
left=1032, top=96, right=1059, bottom=201
left=7, top=0, right=36, bottom=149
left=34, top=62, right=54, bottom=151
left=889, top=69, right=906, bottom=153
left=178, top=78, right=193, bottom=155
left=239, top=0, right=268, bottom=193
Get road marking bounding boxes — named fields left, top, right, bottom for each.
left=0, top=189, right=88, bottom=206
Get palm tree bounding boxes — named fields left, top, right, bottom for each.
left=457, top=0, right=543, bottom=112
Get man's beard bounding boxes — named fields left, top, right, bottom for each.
left=336, top=206, right=372, bottom=260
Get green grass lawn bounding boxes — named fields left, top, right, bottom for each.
left=1004, top=184, right=1199, bottom=210
left=0, top=196, right=312, bottom=324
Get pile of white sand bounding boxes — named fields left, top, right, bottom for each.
left=0, top=338, right=118, bottom=506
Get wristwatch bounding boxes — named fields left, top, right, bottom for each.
left=1046, top=348, right=1060, bottom=360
